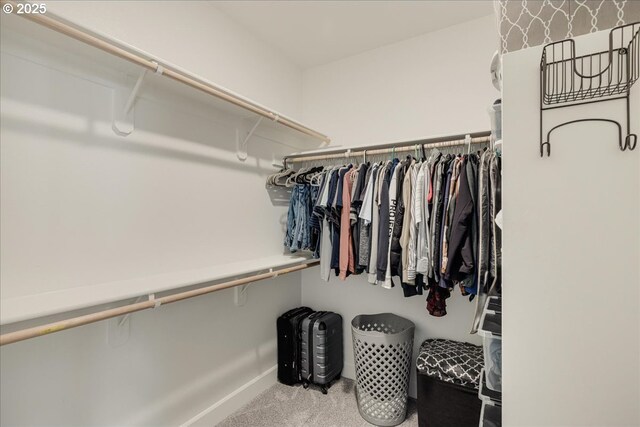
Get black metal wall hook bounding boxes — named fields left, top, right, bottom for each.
left=540, top=119, right=626, bottom=157
left=539, top=22, right=639, bottom=157
left=623, top=134, right=638, bottom=151
left=540, top=141, right=551, bottom=157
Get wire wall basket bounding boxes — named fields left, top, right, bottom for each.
left=540, top=22, right=639, bottom=157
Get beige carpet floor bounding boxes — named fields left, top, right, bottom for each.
left=217, top=378, right=418, bottom=427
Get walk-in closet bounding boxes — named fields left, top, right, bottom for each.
left=1, top=1, right=638, bottom=426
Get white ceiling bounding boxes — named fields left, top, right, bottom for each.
left=212, top=1, right=495, bottom=69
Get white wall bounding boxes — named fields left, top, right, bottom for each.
left=299, top=15, right=498, bottom=396
left=0, top=2, right=305, bottom=425
left=0, top=274, right=301, bottom=426
left=301, top=15, right=498, bottom=146
left=502, top=30, right=640, bottom=426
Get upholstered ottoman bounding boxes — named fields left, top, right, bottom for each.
left=416, top=339, right=483, bottom=427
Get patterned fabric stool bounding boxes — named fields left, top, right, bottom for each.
left=416, top=339, right=483, bottom=427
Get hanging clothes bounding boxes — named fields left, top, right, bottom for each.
left=464, top=153, right=480, bottom=296
left=470, top=150, right=502, bottom=332
left=351, top=163, right=369, bottom=274
left=367, top=164, right=385, bottom=284
left=279, top=141, right=501, bottom=325
left=399, top=160, right=415, bottom=284
left=339, top=169, right=355, bottom=279
left=321, top=168, right=339, bottom=280
left=387, top=157, right=411, bottom=287
left=389, top=157, right=411, bottom=279
left=376, top=159, right=398, bottom=286
left=358, top=163, right=378, bottom=271
left=430, top=156, right=450, bottom=284
left=406, top=161, right=421, bottom=284
left=285, top=184, right=311, bottom=252
left=445, top=156, right=475, bottom=283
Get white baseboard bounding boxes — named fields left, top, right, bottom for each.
left=182, top=362, right=356, bottom=426
left=181, top=365, right=278, bottom=427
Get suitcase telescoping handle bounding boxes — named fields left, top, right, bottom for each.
left=306, top=311, right=327, bottom=382
left=294, top=309, right=315, bottom=378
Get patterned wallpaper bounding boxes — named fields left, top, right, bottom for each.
left=494, top=0, right=640, bottom=53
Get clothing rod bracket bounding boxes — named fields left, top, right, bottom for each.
left=112, top=63, right=163, bottom=136
left=234, top=284, right=249, bottom=306
left=233, top=268, right=278, bottom=306
left=107, top=293, right=157, bottom=346
left=236, top=117, right=264, bottom=161
left=107, top=315, right=131, bottom=347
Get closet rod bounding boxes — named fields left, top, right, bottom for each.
left=0, top=260, right=319, bottom=346
left=284, top=131, right=492, bottom=163
left=0, top=0, right=330, bottom=144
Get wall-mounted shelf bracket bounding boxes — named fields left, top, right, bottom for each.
left=234, top=268, right=280, bottom=306
left=107, top=293, right=161, bottom=346
left=234, top=283, right=249, bottom=306
left=236, top=116, right=264, bottom=160
left=108, top=315, right=131, bottom=347
left=4, top=8, right=329, bottom=150
left=112, top=62, right=164, bottom=136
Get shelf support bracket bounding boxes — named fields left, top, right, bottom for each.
left=236, top=116, right=264, bottom=161
left=234, top=284, right=249, bottom=307
left=112, top=63, right=163, bottom=137
left=108, top=294, right=142, bottom=347
left=123, top=69, right=147, bottom=116
left=234, top=268, right=279, bottom=306
left=112, top=68, right=147, bottom=136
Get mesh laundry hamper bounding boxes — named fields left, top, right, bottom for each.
left=351, top=313, right=415, bottom=427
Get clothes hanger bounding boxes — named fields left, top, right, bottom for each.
left=267, top=167, right=291, bottom=186
left=274, top=165, right=297, bottom=185
left=271, top=168, right=295, bottom=187
left=266, top=171, right=276, bottom=186
left=296, top=166, right=310, bottom=184
left=310, top=168, right=325, bottom=186
left=286, top=166, right=307, bottom=187
left=299, top=166, right=323, bottom=184
left=274, top=169, right=295, bottom=187
left=267, top=166, right=284, bottom=185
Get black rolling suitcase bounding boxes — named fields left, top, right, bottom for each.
left=300, top=311, right=343, bottom=394
left=277, top=306, right=314, bottom=385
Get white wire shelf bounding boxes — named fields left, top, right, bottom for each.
left=0, top=3, right=330, bottom=153
left=1, top=255, right=316, bottom=326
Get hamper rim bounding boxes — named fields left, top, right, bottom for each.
left=351, top=313, right=415, bottom=337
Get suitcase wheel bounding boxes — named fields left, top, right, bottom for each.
left=321, top=386, right=328, bottom=395
left=302, top=381, right=309, bottom=389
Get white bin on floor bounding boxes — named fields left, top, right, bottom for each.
left=351, top=313, right=415, bottom=427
